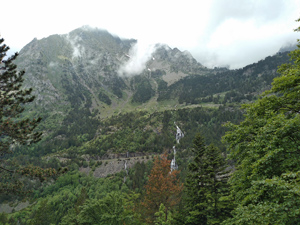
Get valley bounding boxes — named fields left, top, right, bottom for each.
left=1, top=25, right=299, bottom=224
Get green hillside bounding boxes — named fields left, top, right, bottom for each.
left=1, top=25, right=299, bottom=224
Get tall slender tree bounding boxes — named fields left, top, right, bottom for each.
left=0, top=37, right=56, bottom=194
left=0, top=37, right=42, bottom=159
left=184, top=133, right=232, bottom=224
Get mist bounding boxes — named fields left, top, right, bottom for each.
left=118, top=41, right=158, bottom=76
left=2, top=0, right=299, bottom=70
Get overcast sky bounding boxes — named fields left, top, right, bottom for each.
left=1, top=0, right=300, bottom=69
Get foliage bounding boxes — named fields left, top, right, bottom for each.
left=131, top=76, right=155, bottom=103
left=0, top=37, right=58, bottom=195
left=154, top=203, right=174, bottom=225
left=157, top=52, right=290, bottom=104
left=1, top=18, right=296, bottom=225
left=183, top=134, right=232, bottom=224
left=142, top=154, right=183, bottom=223
left=5, top=169, right=147, bottom=224
left=80, top=106, right=243, bottom=157
left=74, top=192, right=137, bottom=225
left=98, top=90, right=112, bottom=105
left=127, top=161, right=153, bottom=193
left=222, top=20, right=300, bottom=224
left=0, top=38, right=42, bottom=156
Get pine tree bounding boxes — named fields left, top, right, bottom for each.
left=184, top=133, right=232, bottom=224
left=0, top=38, right=42, bottom=158
left=0, top=37, right=56, bottom=194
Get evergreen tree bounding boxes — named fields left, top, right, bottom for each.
left=0, top=37, right=42, bottom=162
left=0, top=37, right=57, bottom=195
left=184, top=133, right=232, bottom=224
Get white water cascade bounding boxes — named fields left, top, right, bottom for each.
left=124, top=160, right=128, bottom=175
left=175, top=122, right=184, bottom=143
left=171, top=146, right=178, bottom=171
left=124, top=160, right=129, bottom=183
left=171, top=123, right=184, bottom=171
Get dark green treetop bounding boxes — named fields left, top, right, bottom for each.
left=184, top=133, right=232, bottom=225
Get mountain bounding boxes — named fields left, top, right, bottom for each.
left=2, top=26, right=299, bottom=224
left=16, top=26, right=207, bottom=117
left=13, top=27, right=210, bottom=155
left=157, top=51, right=290, bottom=104
left=13, top=26, right=292, bottom=158
left=278, top=42, right=298, bottom=53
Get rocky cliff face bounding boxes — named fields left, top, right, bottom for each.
left=80, top=155, right=153, bottom=178
left=15, top=26, right=209, bottom=137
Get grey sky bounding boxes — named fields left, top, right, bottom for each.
left=1, top=0, right=300, bottom=68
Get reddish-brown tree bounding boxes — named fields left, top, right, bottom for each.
left=142, top=154, right=183, bottom=223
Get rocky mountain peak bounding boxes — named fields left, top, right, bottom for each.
left=13, top=27, right=213, bottom=133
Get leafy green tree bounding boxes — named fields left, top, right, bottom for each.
left=222, top=19, right=300, bottom=224
left=77, top=192, right=138, bottom=225
left=184, top=134, right=232, bottom=224
left=31, top=199, right=54, bottom=225
left=154, top=203, right=174, bottom=225
left=60, top=187, right=89, bottom=225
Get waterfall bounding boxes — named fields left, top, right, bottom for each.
left=124, top=160, right=128, bottom=175
left=124, top=160, right=129, bottom=183
left=174, top=122, right=184, bottom=144
left=171, top=123, right=184, bottom=171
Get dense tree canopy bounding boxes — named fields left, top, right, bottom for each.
left=222, top=19, right=300, bottom=224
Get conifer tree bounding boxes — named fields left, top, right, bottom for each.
left=0, top=37, right=57, bottom=194
left=0, top=37, right=42, bottom=158
left=184, top=133, right=232, bottom=224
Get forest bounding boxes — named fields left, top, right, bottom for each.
left=1, top=19, right=300, bottom=225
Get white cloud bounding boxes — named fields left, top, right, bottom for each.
left=64, top=34, right=85, bottom=59
left=1, top=0, right=300, bottom=69
left=118, top=41, right=158, bottom=76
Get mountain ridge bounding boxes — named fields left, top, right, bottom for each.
left=12, top=26, right=293, bottom=158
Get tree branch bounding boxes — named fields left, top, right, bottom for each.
left=0, top=165, right=14, bottom=173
